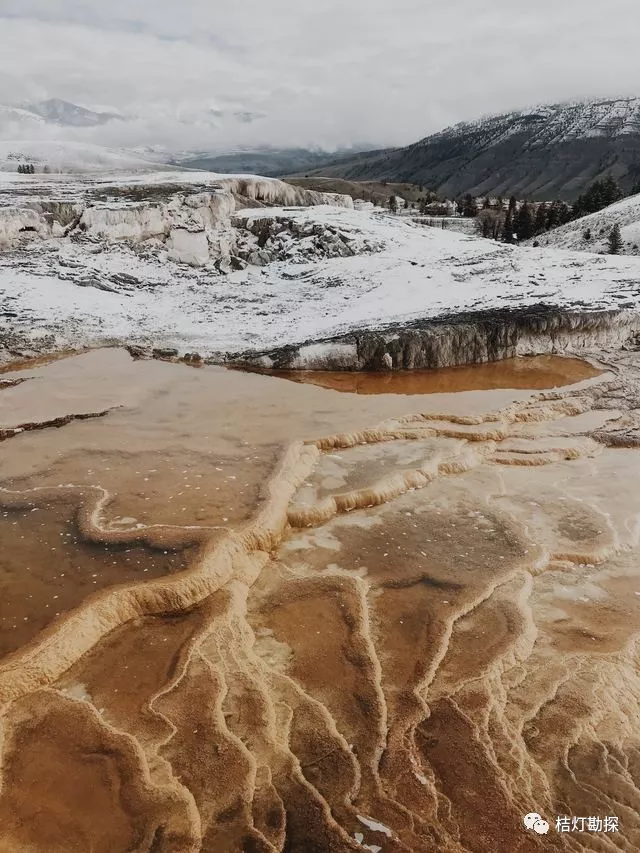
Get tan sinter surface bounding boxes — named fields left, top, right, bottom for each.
left=1, top=348, right=640, bottom=852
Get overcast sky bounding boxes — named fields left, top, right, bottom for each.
left=0, top=0, right=638, bottom=152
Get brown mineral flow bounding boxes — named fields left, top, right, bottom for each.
left=4, top=347, right=640, bottom=853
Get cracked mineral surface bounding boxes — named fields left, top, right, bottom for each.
left=3, top=348, right=640, bottom=852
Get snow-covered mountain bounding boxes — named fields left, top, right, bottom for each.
left=303, top=97, right=640, bottom=200
left=0, top=105, right=46, bottom=136
left=531, top=192, right=640, bottom=256
left=0, top=98, right=351, bottom=174
left=432, top=97, right=640, bottom=147
left=24, top=99, right=122, bottom=128
left=0, top=100, right=122, bottom=136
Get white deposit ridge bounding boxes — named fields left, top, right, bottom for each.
left=1, top=170, right=640, bottom=363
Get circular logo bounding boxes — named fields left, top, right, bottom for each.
left=524, top=813, right=550, bottom=835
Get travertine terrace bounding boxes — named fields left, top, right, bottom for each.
left=2, top=348, right=640, bottom=851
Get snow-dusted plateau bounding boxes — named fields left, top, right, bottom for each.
left=2, top=168, right=640, bottom=369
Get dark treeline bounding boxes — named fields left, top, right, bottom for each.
left=571, top=176, right=625, bottom=219
left=474, top=196, right=571, bottom=243
left=473, top=174, right=640, bottom=244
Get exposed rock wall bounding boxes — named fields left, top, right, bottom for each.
left=234, top=307, right=640, bottom=371
left=0, top=207, right=51, bottom=248
left=79, top=204, right=169, bottom=241
left=0, top=176, right=354, bottom=267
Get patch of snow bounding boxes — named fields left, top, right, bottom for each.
left=357, top=816, right=393, bottom=837
left=80, top=204, right=168, bottom=241
left=0, top=140, right=169, bottom=174
left=167, top=228, right=210, bottom=267
left=290, top=343, right=359, bottom=370
left=62, top=682, right=93, bottom=703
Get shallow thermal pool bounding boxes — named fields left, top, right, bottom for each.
left=2, top=348, right=639, bottom=853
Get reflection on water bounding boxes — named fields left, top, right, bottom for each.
left=0, top=500, right=196, bottom=659
left=257, top=355, right=602, bottom=395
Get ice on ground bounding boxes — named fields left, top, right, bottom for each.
left=357, top=815, right=393, bottom=837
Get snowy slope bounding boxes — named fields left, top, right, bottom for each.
left=307, top=97, right=640, bottom=200
left=429, top=97, right=640, bottom=148
left=0, top=141, right=174, bottom=174
left=530, top=193, right=640, bottom=256
left=3, top=192, right=640, bottom=364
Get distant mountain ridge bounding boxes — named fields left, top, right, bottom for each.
left=175, top=146, right=378, bottom=177
left=302, top=97, right=640, bottom=200
left=24, top=98, right=121, bottom=128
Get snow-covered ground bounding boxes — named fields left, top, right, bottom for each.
left=530, top=192, right=640, bottom=256
left=412, top=215, right=477, bottom=236
left=2, top=170, right=640, bottom=365
left=0, top=140, right=173, bottom=174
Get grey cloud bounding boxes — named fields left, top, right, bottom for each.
left=0, top=0, right=638, bottom=151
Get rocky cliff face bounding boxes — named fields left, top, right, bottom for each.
left=235, top=308, right=640, bottom=371
left=0, top=174, right=353, bottom=266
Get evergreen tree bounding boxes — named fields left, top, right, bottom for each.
left=572, top=176, right=622, bottom=219
left=17, top=164, right=23, bottom=174
left=545, top=200, right=571, bottom=231
left=502, top=211, right=514, bottom=243
left=476, top=209, right=505, bottom=240
left=545, top=202, right=559, bottom=230
left=557, top=201, right=571, bottom=225
left=389, top=195, right=398, bottom=214
left=603, top=175, right=623, bottom=206
left=462, top=193, right=478, bottom=218
left=608, top=223, right=622, bottom=254
left=515, top=201, right=534, bottom=241
left=533, top=203, right=547, bottom=236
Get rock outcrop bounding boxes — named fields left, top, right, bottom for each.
left=0, top=174, right=354, bottom=267
left=233, top=307, right=640, bottom=371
